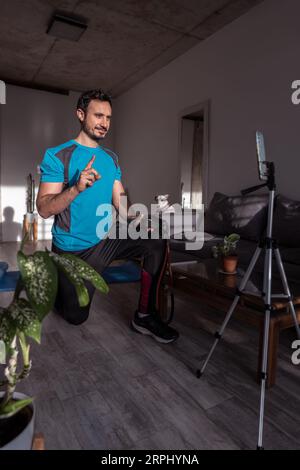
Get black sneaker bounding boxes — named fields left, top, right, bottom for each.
left=131, top=311, right=179, bottom=344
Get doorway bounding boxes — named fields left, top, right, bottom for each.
left=179, top=101, right=210, bottom=209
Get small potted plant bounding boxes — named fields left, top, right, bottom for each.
left=0, top=236, right=108, bottom=449
left=212, top=233, right=240, bottom=274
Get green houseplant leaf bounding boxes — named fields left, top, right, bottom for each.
left=225, top=233, right=240, bottom=244
left=0, top=397, right=34, bottom=419
left=50, top=253, right=90, bottom=307
left=0, top=308, right=17, bottom=351
left=212, top=233, right=240, bottom=258
left=7, top=299, right=41, bottom=344
left=17, top=251, right=57, bottom=319
left=61, top=253, right=109, bottom=294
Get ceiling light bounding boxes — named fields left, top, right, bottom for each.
left=47, top=13, right=87, bottom=41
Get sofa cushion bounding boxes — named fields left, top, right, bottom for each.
left=273, top=195, right=300, bottom=247
left=205, top=192, right=269, bottom=242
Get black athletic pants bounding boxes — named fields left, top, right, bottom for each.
left=52, top=237, right=168, bottom=325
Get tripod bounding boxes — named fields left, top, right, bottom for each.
left=197, top=162, right=300, bottom=449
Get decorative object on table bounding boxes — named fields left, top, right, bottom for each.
left=23, top=174, right=38, bottom=242
left=154, top=194, right=183, bottom=240
left=154, top=194, right=175, bottom=214
left=212, top=233, right=240, bottom=274
left=0, top=234, right=108, bottom=449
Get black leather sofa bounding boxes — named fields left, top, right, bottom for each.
left=170, top=192, right=300, bottom=286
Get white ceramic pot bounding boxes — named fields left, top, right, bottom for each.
left=0, top=392, right=35, bottom=450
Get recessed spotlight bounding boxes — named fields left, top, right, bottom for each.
left=47, top=12, right=87, bottom=41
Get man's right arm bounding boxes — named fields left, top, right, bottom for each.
left=37, top=154, right=100, bottom=219
left=36, top=182, right=79, bottom=219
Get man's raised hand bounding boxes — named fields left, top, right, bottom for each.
left=75, top=155, right=101, bottom=193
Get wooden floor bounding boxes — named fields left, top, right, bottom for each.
left=1, top=241, right=300, bottom=450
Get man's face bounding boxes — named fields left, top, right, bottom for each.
left=78, top=99, right=112, bottom=141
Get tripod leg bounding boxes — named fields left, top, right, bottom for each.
left=257, top=308, right=271, bottom=450
left=274, top=249, right=300, bottom=339
left=197, top=295, right=240, bottom=378
left=197, top=246, right=262, bottom=379
left=257, top=246, right=272, bottom=450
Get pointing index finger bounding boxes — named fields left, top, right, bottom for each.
left=85, top=155, right=96, bottom=170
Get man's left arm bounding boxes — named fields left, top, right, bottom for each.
left=112, top=180, right=143, bottom=227
left=112, top=180, right=126, bottom=217
left=112, top=180, right=135, bottom=223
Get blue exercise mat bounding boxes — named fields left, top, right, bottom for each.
left=0, top=271, right=20, bottom=292
left=102, top=261, right=141, bottom=284
left=0, top=262, right=141, bottom=293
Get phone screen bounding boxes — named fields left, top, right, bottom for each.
left=256, top=131, right=268, bottom=181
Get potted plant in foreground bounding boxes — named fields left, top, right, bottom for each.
left=212, top=233, right=240, bottom=274
left=0, top=236, right=108, bottom=450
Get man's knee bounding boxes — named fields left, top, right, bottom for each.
left=54, top=272, right=95, bottom=325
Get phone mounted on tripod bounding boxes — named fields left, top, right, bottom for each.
left=241, top=131, right=275, bottom=196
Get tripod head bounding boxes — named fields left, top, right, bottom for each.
left=241, top=161, right=275, bottom=195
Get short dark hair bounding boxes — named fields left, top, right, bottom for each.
left=77, top=89, right=112, bottom=113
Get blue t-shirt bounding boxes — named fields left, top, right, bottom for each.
left=40, top=140, right=122, bottom=251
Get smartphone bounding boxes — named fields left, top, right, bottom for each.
left=256, top=131, right=268, bottom=181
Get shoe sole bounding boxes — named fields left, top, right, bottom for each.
left=131, top=320, right=178, bottom=344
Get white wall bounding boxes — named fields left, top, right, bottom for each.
left=0, top=85, right=115, bottom=241
left=0, top=85, right=79, bottom=241
left=114, top=0, right=300, bottom=208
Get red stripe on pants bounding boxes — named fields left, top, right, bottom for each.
left=138, top=269, right=152, bottom=314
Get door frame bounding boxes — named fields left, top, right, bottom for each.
left=178, top=100, right=210, bottom=206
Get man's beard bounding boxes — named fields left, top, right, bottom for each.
left=82, top=121, right=106, bottom=142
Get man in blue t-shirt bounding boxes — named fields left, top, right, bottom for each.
left=37, top=89, right=178, bottom=343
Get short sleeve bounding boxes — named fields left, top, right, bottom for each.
left=115, top=165, right=122, bottom=181
left=40, top=150, right=64, bottom=183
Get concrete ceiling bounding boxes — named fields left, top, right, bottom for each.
left=0, top=0, right=263, bottom=97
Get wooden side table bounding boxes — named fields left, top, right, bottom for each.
left=172, top=259, right=300, bottom=387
